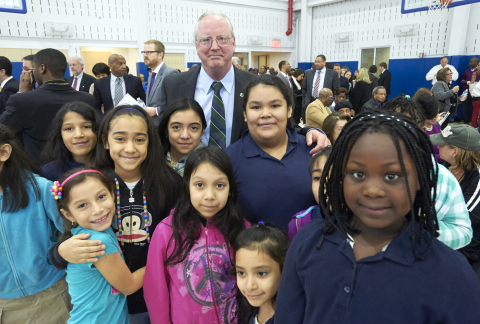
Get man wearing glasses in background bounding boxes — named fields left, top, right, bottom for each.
left=159, top=11, right=330, bottom=152
left=18, top=54, right=36, bottom=92
left=143, top=40, right=179, bottom=127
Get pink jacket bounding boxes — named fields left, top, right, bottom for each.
left=144, top=211, right=244, bottom=324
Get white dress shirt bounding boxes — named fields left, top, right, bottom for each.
left=1, top=76, right=13, bottom=88
left=71, top=72, right=84, bottom=91
left=312, top=68, right=326, bottom=97
left=426, top=64, right=459, bottom=85
left=195, top=66, right=235, bottom=147
left=110, top=74, right=126, bottom=101
left=280, top=71, right=292, bottom=88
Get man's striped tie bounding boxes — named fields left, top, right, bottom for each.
left=209, top=81, right=227, bottom=149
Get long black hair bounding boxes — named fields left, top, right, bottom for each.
left=95, top=105, right=182, bottom=226
left=0, top=124, right=40, bottom=212
left=317, top=112, right=439, bottom=260
left=41, top=101, right=101, bottom=168
left=242, top=75, right=295, bottom=127
left=380, top=94, right=426, bottom=127
left=233, top=222, right=290, bottom=324
left=158, top=97, right=207, bottom=154
left=165, top=146, right=246, bottom=265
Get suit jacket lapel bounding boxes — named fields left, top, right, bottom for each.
left=147, top=64, right=166, bottom=102
left=179, top=68, right=200, bottom=99
left=231, top=69, right=247, bottom=143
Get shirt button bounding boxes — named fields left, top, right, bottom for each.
left=344, top=286, right=350, bottom=293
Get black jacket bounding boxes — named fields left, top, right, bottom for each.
left=361, top=97, right=382, bottom=114
left=160, top=66, right=257, bottom=144
left=378, top=69, right=392, bottom=95
left=0, top=80, right=95, bottom=165
left=302, top=68, right=339, bottom=110
left=339, top=75, right=350, bottom=90
left=458, top=167, right=480, bottom=261
left=66, top=72, right=96, bottom=93
left=93, top=74, right=146, bottom=116
left=350, top=81, right=373, bottom=114
left=0, top=77, right=19, bottom=114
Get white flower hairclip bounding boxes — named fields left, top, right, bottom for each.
left=442, top=125, right=453, bottom=138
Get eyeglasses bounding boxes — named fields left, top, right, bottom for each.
left=141, top=51, right=160, bottom=56
left=196, top=36, right=232, bottom=47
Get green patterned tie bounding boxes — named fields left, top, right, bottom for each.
left=209, top=81, right=227, bottom=149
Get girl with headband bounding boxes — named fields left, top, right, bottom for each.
left=49, top=105, right=182, bottom=323
left=0, top=124, right=71, bottom=323
left=53, top=169, right=145, bottom=323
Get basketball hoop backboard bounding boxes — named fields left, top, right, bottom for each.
left=401, top=0, right=480, bottom=14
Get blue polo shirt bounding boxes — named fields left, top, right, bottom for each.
left=275, top=217, right=480, bottom=323
left=225, top=127, right=316, bottom=230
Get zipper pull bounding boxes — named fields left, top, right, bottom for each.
left=129, top=189, right=134, bottom=203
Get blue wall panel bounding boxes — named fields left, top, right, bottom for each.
left=187, top=62, right=202, bottom=68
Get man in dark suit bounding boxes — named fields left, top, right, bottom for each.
left=361, top=86, right=387, bottom=113
left=66, top=57, right=96, bottom=93
left=160, top=12, right=329, bottom=152
left=369, top=65, right=379, bottom=89
left=93, top=54, right=146, bottom=115
left=277, top=60, right=292, bottom=88
left=378, top=62, right=391, bottom=100
left=302, top=55, right=339, bottom=111
left=142, top=40, right=179, bottom=127
left=333, top=63, right=350, bottom=91
left=0, top=49, right=95, bottom=164
left=0, top=56, right=19, bottom=115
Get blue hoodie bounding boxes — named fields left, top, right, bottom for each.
left=0, top=173, right=65, bottom=299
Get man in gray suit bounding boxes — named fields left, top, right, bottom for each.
left=277, top=60, right=292, bottom=88
left=143, top=40, right=179, bottom=127
left=302, top=54, right=339, bottom=111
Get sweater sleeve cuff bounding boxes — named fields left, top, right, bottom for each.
left=49, top=241, right=68, bottom=270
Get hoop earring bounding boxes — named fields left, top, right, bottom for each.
left=71, top=221, right=77, bottom=226
left=452, top=156, right=456, bottom=164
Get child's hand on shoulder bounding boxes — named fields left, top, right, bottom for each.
left=59, top=233, right=106, bottom=263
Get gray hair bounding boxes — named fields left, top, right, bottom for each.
left=194, top=11, right=235, bottom=41
left=232, top=57, right=240, bottom=66
left=69, top=57, right=84, bottom=66
left=372, top=86, right=386, bottom=95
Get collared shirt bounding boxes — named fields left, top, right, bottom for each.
left=195, top=65, right=235, bottom=146
left=110, top=74, right=126, bottom=101
left=311, top=68, right=325, bottom=97
left=165, top=142, right=205, bottom=176
left=71, top=72, right=84, bottom=91
left=279, top=71, right=292, bottom=88
left=1, top=76, right=13, bottom=88
left=225, top=127, right=316, bottom=231
left=426, top=64, right=459, bottom=85
left=153, top=62, right=164, bottom=75
left=435, top=162, right=472, bottom=249
left=275, top=217, right=480, bottom=324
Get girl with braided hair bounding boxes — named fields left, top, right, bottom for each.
left=274, top=112, right=480, bottom=324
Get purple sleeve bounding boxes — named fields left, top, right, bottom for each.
left=288, top=214, right=312, bottom=241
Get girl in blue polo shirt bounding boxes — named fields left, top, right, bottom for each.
left=54, top=169, right=146, bottom=324
left=275, top=112, right=480, bottom=323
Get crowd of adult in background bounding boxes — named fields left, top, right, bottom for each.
left=0, top=10, right=480, bottom=324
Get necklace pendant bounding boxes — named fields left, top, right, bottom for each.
left=129, top=197, right=135, bottom=203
